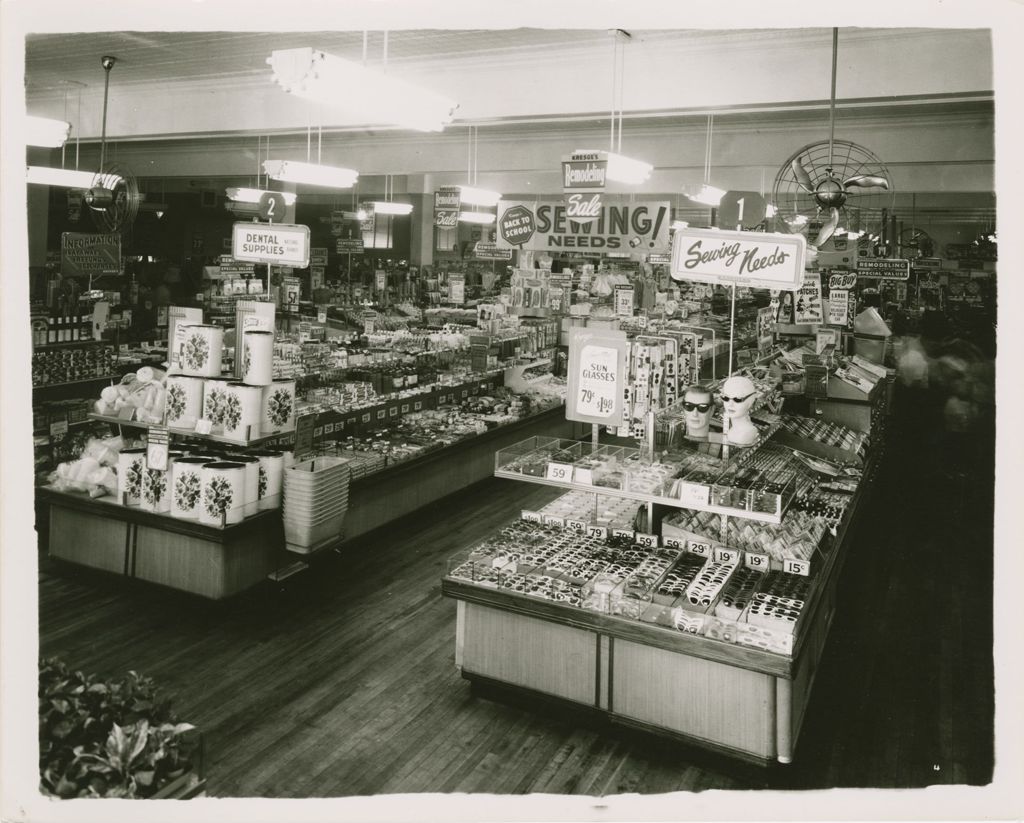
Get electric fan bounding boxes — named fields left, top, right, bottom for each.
left=84, top=56, right=142, bottom=235
left=771, top=30, right=893, bottom=251
left=899, top=227, right=934, bottom=259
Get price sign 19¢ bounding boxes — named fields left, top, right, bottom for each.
left=745, top=552, right=770, bottom=571
left=714, top=547, right=740, bottom=565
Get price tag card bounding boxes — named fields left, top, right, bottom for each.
left=662, top=535, right=684, bottom=550
left=587, top=525, right=609, bottom=540
left=49, top=416, right=69, bottom=438
left=401, top=404, right=410, bottom=414
left=545, top=462, right=574, bottom=483
left=292, top=413, right=316, bottom=460
left=313, top=427, right=324, bottom=438
left=635, top=532, right=659, bottom=548
left=574, top=468, right=593, bottom=485
left=317, top=310, right=327, bottom=323
left=677, top=482, right=711, bottom=507
left=566, top=519, right=587, bottom=533
left=194, top=417, right=213, bottom=434
left=612, top=528, right=636, bottom=542
left=783, top=558, right=811, bottom=576
left=414, top=402, right=423, bottom=411
left=361, top=413, right=371, bottom=423
left=461, top=389, right=469, bottom=398
left=543, top=515, right=565, bottom=529
left=146, top=425, right=170, bottom=471
left=687, top=539, right=712, bottom=557
left=323, top=423, right=334, bottom=434
left=744, top=552, right=771, bottom=571
left=376, top=410, right=386, bottom=420
left=521, top=510, right=542, bottom=524
left=713, top=546, right=741, bottom=565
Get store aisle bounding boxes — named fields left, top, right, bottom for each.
left=37, top=395, right=994, bottom=795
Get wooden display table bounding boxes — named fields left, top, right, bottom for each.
left=38, top=487, right=282, bottom=600
left=442, top=451, right=878, bottom=765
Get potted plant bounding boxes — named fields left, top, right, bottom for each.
left=38, top=658, right=205, bottom=799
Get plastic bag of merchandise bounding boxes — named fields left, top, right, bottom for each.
left=81, top=436, right=125, bottom=467
left=85, top=465, right=118, bottom=498
left=49, top=456, right=102, bottom=493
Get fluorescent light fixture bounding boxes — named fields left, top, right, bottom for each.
left=226, top=187, right=298, bottom=205
left=686, top=184, right=727, bottom=206
left=670, top=220, right=689, bottom=231
left=368, top=201, right=413, bottom=216
left=263, top=159, right=357, bottom=189
left=26, top=166, right=113, bottom=188
left=267, top=47, right=458, bottom=133
left=458, top=185, right=501, bottom=207
left=26, top=115, right=71, bottom=148
left=605, top=151, right=653, bottom=184
left=458, top=211, right=496, bottom=225
left=572, top=149, right=653, bottom=185
left=841, top=229, right=864, bottom=240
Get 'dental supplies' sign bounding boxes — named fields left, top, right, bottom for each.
left=231, top=223, right=310, bottom=268
left=670, top=226, right=806, bottom=290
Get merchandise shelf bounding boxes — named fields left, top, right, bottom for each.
left=493, top=432, right=802, bottom=525
left=87, top=413, right=292, bottom=447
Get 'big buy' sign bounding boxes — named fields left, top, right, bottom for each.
left=495, top=199, right=671, bottom=253
left=670, top=226, right=806, bottom=291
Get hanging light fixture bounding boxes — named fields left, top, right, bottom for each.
left=26, top=166, right=97, bottom=188
left=458, top=125, right=499, bottom=224
left=26, top=115, right=71, bottom=148
left=263, top=159, right=357, bottom=189
left=267, top=45, right=458, bottom=133
left=363, top=173, right=413, bottom=215
left=596, top=30, right=653, bottom=187
left=457, top=211, right=495, bottom=225
left=226, top=187, right=298, bottom=205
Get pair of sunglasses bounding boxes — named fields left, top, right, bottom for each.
left=720, top=393, right=754, bottom=404
left=683, top=401, right=711, bottom=412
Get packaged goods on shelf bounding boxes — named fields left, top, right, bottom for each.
left=776, top=413, right=870, bottom=459
left=536, top=491, right=636, bottom=529
left=32, top=344, right=119, bottom=387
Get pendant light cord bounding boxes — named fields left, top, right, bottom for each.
left=828, top=27, right=838, bottom=169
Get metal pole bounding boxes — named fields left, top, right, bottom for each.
left=727, top=282, right=737, bottom=376
left=98, top=56, right=116, bottom=170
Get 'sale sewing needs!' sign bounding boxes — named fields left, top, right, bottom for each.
left=495, top=199, right=671, bottom=253
left=670, top=226, right=806, bottom=290
left=566, top=327, right=629, bottom=428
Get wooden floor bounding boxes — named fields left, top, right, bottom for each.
left=36, top=388, right=995, bottom=796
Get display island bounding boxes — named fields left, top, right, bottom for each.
left=442, top=403, right=880, bottom=765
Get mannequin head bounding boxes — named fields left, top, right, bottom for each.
left=720, top=375, right=760, bottom=446
left=682, top=385, right=713, bottom=440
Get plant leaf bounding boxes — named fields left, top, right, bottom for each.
left=135, top=769, right=155, bottom=787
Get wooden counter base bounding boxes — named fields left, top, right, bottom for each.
left=42, top=488, right=282, bottom=600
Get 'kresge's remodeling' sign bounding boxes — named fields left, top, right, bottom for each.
left=670, top=226, right=806, bottom=290
left=231, top=222, right=310, bottom=268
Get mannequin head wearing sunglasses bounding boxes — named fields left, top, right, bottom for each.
left=720, top=375, right=759, bottom=446
left=682, top=385, right=714, bottom=441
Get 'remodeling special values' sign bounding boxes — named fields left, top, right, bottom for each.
left=670, top=226, right=806, bottom=290
left=495, top=199, right=671, bottom=253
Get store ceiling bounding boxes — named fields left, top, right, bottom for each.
left=25, top=28, right=812, bottom=92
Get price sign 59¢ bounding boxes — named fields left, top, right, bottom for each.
left=545, top=462, right=574, bottom=483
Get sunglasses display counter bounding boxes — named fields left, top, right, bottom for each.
left=443, top=419, right=880, bottom=765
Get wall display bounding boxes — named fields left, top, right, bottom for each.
left=496, top=199, right=671, bottom=253
left=794, top=273, right=824, bottom=324
left=231, top=222, right=310, bottom=268
left=566, top=327, right=629, bottom=427
left=670, top=226, right=806, bottom=290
